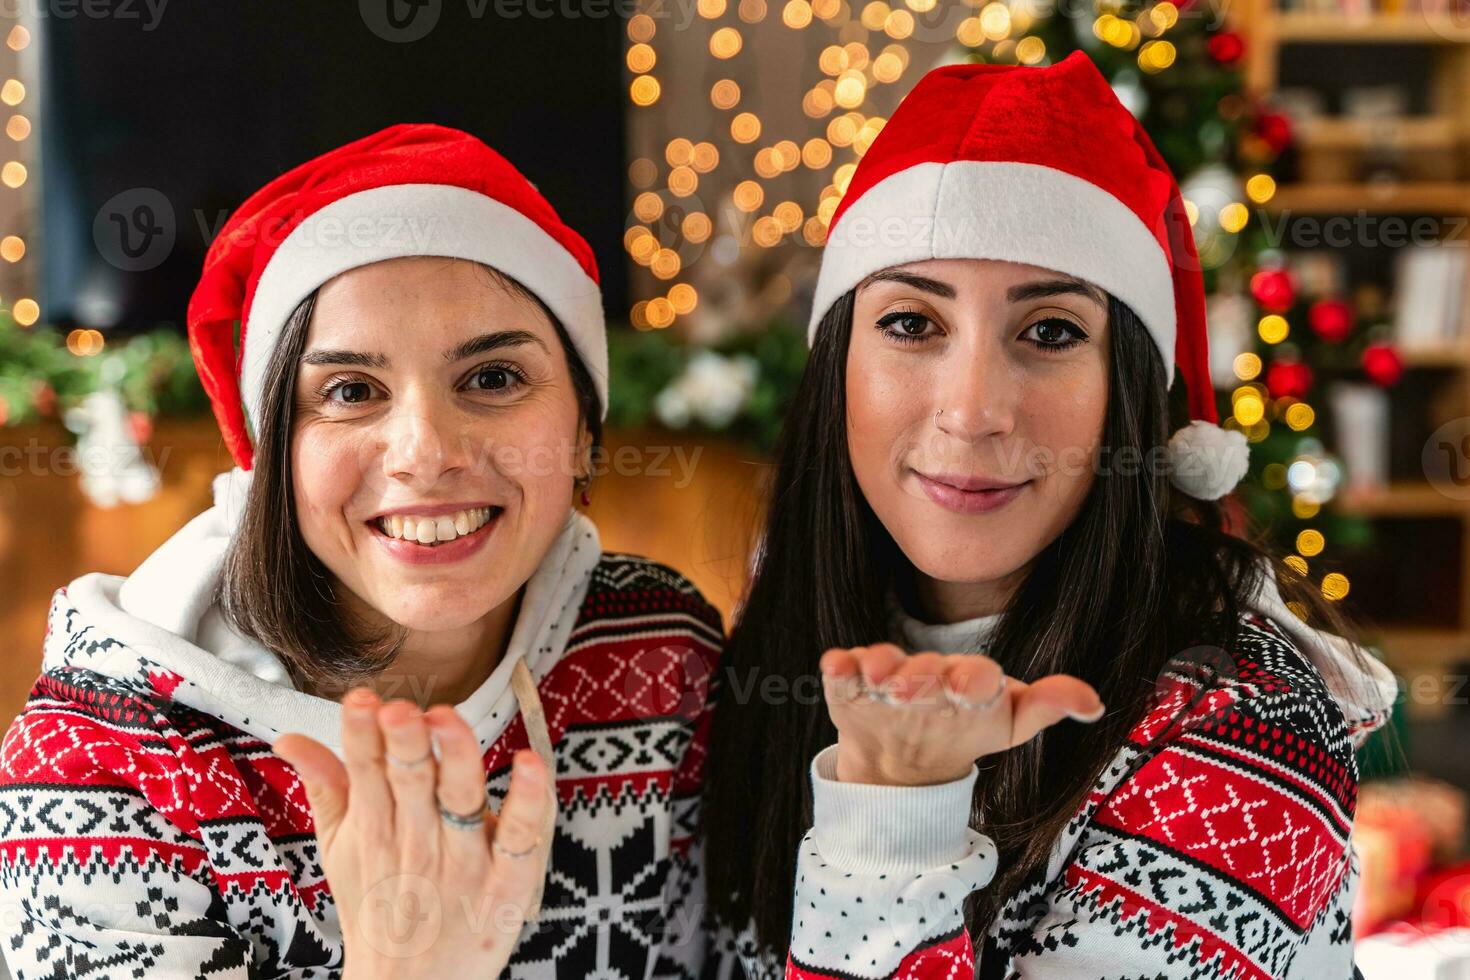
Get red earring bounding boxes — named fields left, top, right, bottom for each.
left=581, top=488, right=592, bottom=506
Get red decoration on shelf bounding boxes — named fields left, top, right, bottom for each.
left=1250, top=267, right=1297, bottom=313
left=129, top=411, right=154, bottom=446
left=1266, top=358, right=1313, bottom=399
left=1208, top=31, right=1245, bottom=65
left=32, top=381, right=55, bottom=417
left=1254, top=110, right=1293, bottom=155
left=1362, top=344, right=1403, bottom=386
left=1308, top=298, right=1354, bottom=343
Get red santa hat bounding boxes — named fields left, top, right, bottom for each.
left=188, top=123, right=606, bottom=472
left=810, top=51, right=1248, bottom=500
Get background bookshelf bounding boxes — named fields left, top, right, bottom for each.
left=1240, top=0, right=1470, bottom=719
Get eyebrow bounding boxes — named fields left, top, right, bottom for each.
left=1007, top=276, right=1107, bottom=309
left=300, top=330, right=549, bottom=368
left=859, top=269, right=1107, bottom=310
left=860, top=270, right=957, bottom=299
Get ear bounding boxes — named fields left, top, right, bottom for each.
left=575, top=420, right=594, bottom=483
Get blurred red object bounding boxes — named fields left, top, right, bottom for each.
left=1354, top=776, right=1467, bottom=936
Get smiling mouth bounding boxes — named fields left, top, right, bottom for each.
left=369, top=506, right=502, bottom=547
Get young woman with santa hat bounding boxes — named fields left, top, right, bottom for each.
left=703, top=52, right=1401, bottom=979
left=0, top=125, right=954, bottom=978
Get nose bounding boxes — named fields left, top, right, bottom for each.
left=379, top=391, right=469, bottom=489
left=931, top=336, right=1017, bottom=444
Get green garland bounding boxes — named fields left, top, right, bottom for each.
left=0, top=314, right=208, bottom=428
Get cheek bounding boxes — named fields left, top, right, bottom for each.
left=1020, top=365, right=1108, bottom=491
left=845, top=350, right=924, bottom=481
left=290, top=425, right=362, bottom=543
left=489, top=405, right=580, bottom=504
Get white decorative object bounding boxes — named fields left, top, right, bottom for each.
left=1206, top=290, right=1255, bottom=389
left=64, top=389, right=161, bottom=508
left=653, top=350, right=759, bottom=430
left=1328, top=382, right=1390, bottom=494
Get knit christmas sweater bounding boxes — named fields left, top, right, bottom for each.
left=771, top=592, right=1401, bottom=980
left=0, top=502, right=994, bottom=980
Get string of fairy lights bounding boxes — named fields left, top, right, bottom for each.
left=0, top=23, right=39, bottom=349
left=623, top=0, right=1350, bottom=610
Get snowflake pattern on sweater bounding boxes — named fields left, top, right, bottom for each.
left=0, top=551, right=1001, bottom=980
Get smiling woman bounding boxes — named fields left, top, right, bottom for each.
left=221, top=258, right=603, bottom=699
left=704, top=53, right=1401, bottom=980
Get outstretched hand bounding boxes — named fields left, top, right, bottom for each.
left=820, top=644, right=1105, bottom=786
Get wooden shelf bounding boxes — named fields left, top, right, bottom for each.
left=1262, top=181, right=1470, bottom=214
left=1296, top=115, right=1462, bottom=151
left=1336, top=482, right=1467, bottom=518
left=1400, top=344, right=1470, bottom=367
left=1273, top=12, right=1470, bottom=43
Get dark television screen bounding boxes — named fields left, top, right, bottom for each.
left=38, top=0, right=627, bottom=333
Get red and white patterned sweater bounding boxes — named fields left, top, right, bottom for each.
left=0, top=493, right=1397, bottom=979
left=780, top=603, right=1399, bottom=980
left=0, top=506, right=993, bottom=980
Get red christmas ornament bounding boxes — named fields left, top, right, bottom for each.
left=32, top=381, right=55, bottom=416
left=1250, top=268, right=1297, bottom=313
left=129, top=411, right=153, bottom=446
left=1362, top=344, right=1403, bottom=386
left=1254, top=111, right=1293, bottom=155
left=1208, top=31, right=1245, bottom=65
left=1308, top=298, right=1354, bottom=343
left=1266, top=359, right=1313, bottom=400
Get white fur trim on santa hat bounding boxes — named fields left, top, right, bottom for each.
left=240, top=183, right=607, bottom=432
left=809, top=161, right=1177, bottom=369
left=1167, top=419, right=1249, bottom=500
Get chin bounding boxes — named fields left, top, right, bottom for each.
left=890, top=519, right=1039, bottom=590
left=367, top=578, right=510, bottom=633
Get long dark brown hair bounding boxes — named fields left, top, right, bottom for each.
left=702, top=286, right=1401, bottom=954
left=217, top=264, right=603, bottom=696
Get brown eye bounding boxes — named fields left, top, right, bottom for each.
left=876, top=310, right=934, bottom=343
left=329, top=380, right=373, bottom=404
left=1023, top=317, right=1087, bottom=351
left=471, top=367, right=510, bottom=390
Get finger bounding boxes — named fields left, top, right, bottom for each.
left=378, top=699, right=440, bottom=863
left=890, top=652, right=949, bottom=705
left=340, top=687, right=393, bottom=828
left=485, top=751, right=553, bottom=927
left=272, top=733, right=350, bottom=845
left=425, top=704, right=491, bottom=873
left=943, top=656, right=1006, bottom=707
left=1011, top=675, right=1105, bottom=746
left=854, top=643, right=907, bottom=688
left=820, top=648, right=866, bottom=707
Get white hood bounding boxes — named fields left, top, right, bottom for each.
left=45, top=467, right=601, bottom=758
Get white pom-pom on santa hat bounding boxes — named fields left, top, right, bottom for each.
left=806, top=52, right=1254, bottom=501
left=1167, top=420, right=1250, bottom=501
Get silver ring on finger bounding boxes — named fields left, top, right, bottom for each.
left=437, top=797, right=487, bottom=831
left=493, top=835, right=541, bottom=859
left=858, top=678, right=899, bottom=706
left=386, top=749, right=433, bottom=769
left=948, top=674, right=1007, bottom=711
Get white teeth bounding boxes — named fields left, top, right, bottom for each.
left=377, top=507, right=496, bottom=544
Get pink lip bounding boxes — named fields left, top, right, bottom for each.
left=367, top=509, right=501, bottom=565
left=368, top=501, right=499, bottom=521
left=914, top=472, right=1030, bottom=515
